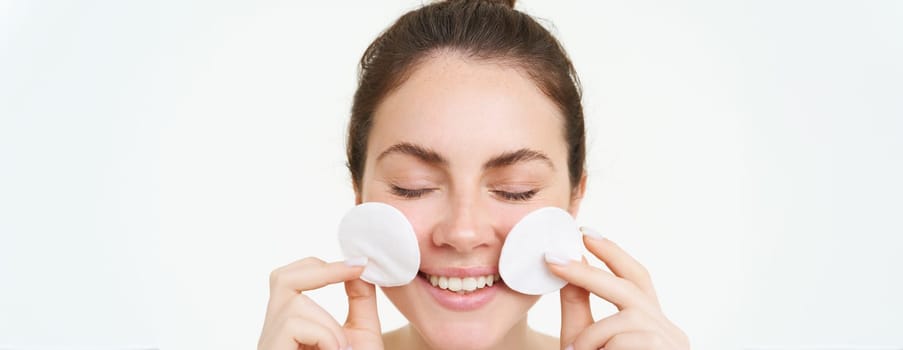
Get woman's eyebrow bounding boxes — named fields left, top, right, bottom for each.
left=377, top=142, right=447, bottom=165
left=376, top=143, right=553, bottom=170
left=483, top=148, right=554, bottom=170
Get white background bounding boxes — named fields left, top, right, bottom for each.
left=2, top=0, right=902, bottom=349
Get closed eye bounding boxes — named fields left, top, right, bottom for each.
left=390, top=185, right=435, bottom=199
left=492, top=190, right=537, bottom=201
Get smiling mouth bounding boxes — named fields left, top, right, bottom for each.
left=418, top=271, right=502, bottom=293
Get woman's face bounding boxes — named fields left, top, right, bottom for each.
left=359, top=52, right=584, bottom=349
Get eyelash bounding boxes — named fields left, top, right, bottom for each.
left=390, top=186, right=435, bottom=199
left=390, top=185, right=537, bottom=201
left=494, top=189, right=537, bottom=201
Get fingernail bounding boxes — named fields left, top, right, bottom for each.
left=564, top=344, right=574, bottom=350
left=343, top=256, right=368, bottom=267
left=544, top=251, right=576, bottom=266
left=580, top=226, right=604, bottom=240
left=344, top=346, right=353, bottom=350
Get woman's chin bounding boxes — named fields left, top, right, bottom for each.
left=391, top=294, right=514, bottom=349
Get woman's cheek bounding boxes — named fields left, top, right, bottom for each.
left=488, top=202, right=543, bottom=237
left=387, top=198, right=443, bottom=243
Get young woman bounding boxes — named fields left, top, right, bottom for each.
left=258, top=0, right=689, bottom=349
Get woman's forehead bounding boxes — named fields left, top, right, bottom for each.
left=369, top=55, right=567, bottom=164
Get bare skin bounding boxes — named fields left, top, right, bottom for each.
left=381, top=320, right=559, bottom=350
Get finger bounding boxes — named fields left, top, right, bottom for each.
left=603, top=331, right=669, bottom=350
left=545, top=254, right=657, bottom=313
left=272, top=294, right=348, bottom=349
left=263, top=316, right=341, bottom=350
left=569, top=311, right=654, bottom=350
left=559, top=282, right=592, bottom=348
left=344, top=278, right=381, bottom=335
left=580, top=228, right=658, bottom=300
left=269, top=257, right=367, bottom=307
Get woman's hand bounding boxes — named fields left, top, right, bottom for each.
left=546, top=229, right=690, bottom=350
left=258, top=257, right=384, bottom=350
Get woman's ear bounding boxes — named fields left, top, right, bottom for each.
left=567, top=172, right=587, bottom=217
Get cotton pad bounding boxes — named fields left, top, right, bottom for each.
left=337, top=202, right=420, bottom=287
left=498, top=207, right=583, bottom=295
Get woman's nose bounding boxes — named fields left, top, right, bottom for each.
left=431, top=197, right=495, bottom=253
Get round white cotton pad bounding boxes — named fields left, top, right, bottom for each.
left=498, top=207, right=583, bottom=295
left=337, top=202, right=420, bottom=287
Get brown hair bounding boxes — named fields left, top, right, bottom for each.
left=347, top=0, right=585, bottom=194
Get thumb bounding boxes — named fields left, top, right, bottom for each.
left=559, top=283, right=593, bottom=348
left=344, top=278, right=381, bottom=334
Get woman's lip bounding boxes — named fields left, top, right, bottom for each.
left=417, top=273, right=500, bottom=311
left=419, top=266, right=498, bottom=277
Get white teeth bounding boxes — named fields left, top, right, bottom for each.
left=425, top=273, right=499, bottom=293
left=447, top=277, right=462, bottom=291
left=462, top=277, right=477, bottom=291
